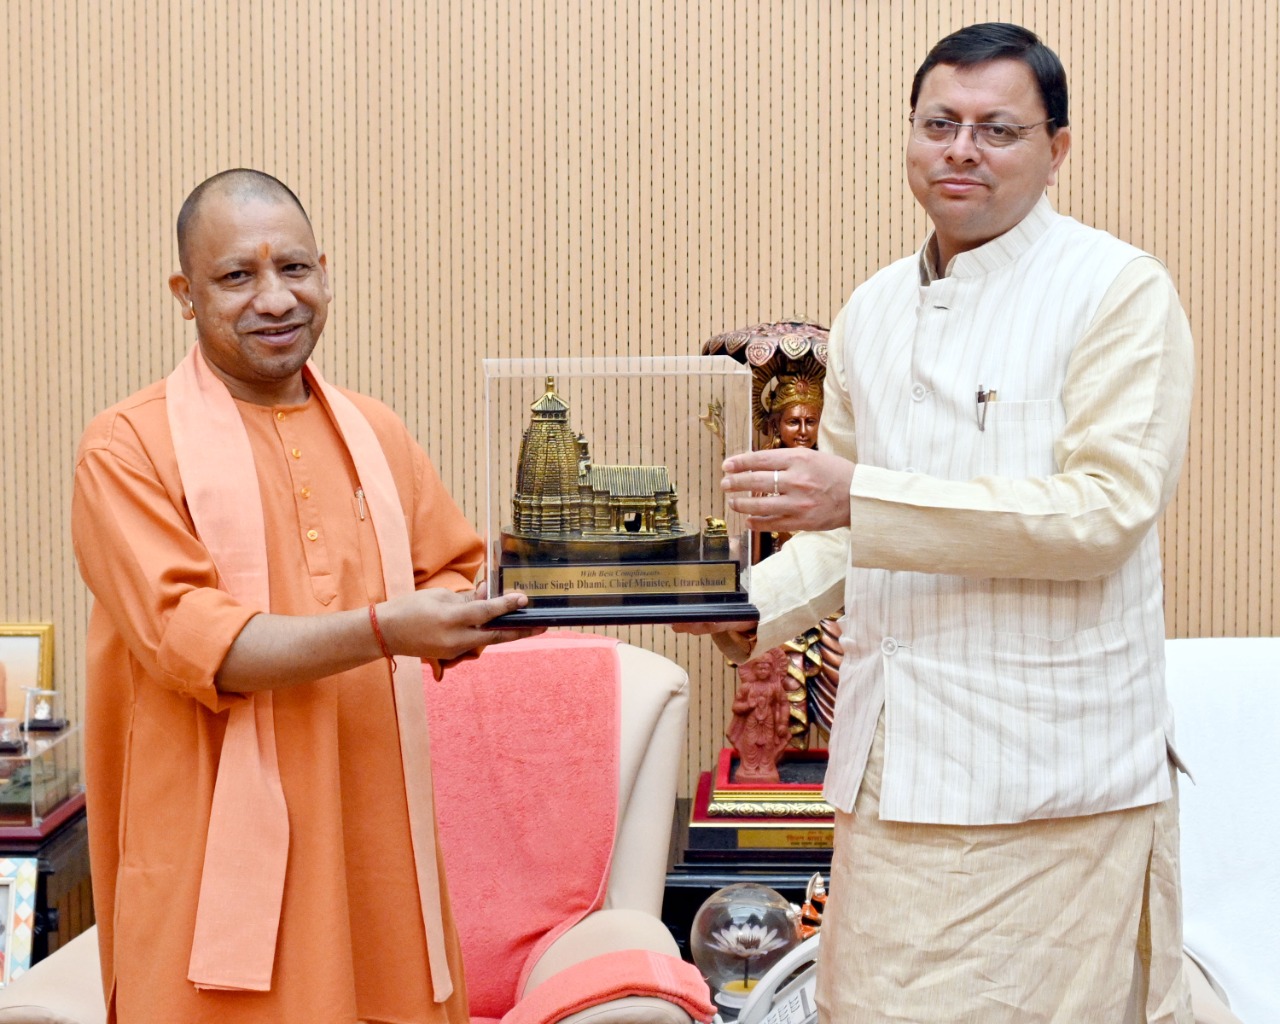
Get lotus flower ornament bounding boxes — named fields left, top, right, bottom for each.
left=707, top=922, right=789, bottom=989
left=689, top=882, right=802, bottom=1007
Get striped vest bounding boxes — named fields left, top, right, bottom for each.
left=827, top=197, right=1174, bottom=824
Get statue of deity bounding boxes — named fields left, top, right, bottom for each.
left=726, top=647, right=799, bottom=783
left=766, top=374, right=822, bottom=448
left=755, top=372, right=824, bottom=559
left=702, top=322, right=843, bottom=758
left=757, top=369, right=842, bottom=752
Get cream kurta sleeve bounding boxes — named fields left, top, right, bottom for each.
left=847, top=257, right=1192, bottom=579
left=751, top=257, right=1193, bottom=653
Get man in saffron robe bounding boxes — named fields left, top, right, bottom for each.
left=72, top=168, right=542, bottom=1023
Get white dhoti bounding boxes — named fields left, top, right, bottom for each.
left=817, top=717, right=1192, bottom=1023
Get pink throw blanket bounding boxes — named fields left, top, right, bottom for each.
left=427, top=632, right=621, bottom=1020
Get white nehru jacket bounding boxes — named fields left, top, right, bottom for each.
left=750, top=196, right=1195, bottom=824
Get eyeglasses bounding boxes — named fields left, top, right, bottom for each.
left=908, top=116, right=1054, bottom=149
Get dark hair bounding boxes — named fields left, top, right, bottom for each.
left=176, top=168, right=310, bottom=271
left=910, top=23, right=1068, bottom=133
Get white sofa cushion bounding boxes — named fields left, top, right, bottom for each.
left=1166, top=637, right=1280, bottom=1023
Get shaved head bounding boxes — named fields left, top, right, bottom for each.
left=177, top=169, right=311, bottom=273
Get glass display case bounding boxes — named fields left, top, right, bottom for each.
left=484, top=356, right=758, bottom=626
left=0, top=725, right=83, bottom=828
left=21, top=689, right=68, bottom=734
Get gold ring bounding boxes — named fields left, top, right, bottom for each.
left=770, top=469, right=780, bottom=496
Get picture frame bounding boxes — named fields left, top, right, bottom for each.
left=0, top=857, right=37, bottom=986
left=0, top=625, right=54, bottom=722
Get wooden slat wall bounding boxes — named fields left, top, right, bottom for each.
left=2, top=1, right=1275, bottom=799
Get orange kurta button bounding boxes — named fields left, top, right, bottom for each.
left=300, top=487, right=311, bottom=498
left=306, top=529, right=319, bottom=541
left=292, top=448, right=302, bottom=458
left=275, top=411, right=286, bottom=421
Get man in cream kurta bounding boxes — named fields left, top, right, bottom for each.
left=72, top=169, right=541, bottom=1024
left=682, top=24, right=1195, bottom=1023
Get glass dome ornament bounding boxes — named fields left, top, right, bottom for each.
left=689, top=882, right=801, bottom=1011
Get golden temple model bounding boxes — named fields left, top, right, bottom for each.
left=502, top=376, right=704, bottom=562
left=513, top=377, right=682, bottom=538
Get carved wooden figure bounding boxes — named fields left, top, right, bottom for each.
left=726, top=647, right=800, bottom=784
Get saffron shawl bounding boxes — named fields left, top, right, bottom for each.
left=165, top=345, right=452, bottom=1000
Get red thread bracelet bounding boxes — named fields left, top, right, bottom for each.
left=368, top=603, right=397, bottom=673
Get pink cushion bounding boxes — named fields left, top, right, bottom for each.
left=502, top=950, right=715, bottom=1024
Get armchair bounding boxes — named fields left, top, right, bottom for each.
left=427, top=631, right=713, bottom=1024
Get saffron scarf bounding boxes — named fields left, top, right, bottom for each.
left=166, top=345, right=452, bottom=1001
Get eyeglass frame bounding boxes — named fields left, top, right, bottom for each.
left=907, top=115, right=1056, bottom=149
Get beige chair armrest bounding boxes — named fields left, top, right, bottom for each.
left=555, top=996, right=695, bottom=1024
left=609, top=644, right=689, bottom=917
left=0, top=925, right=106, bottom=1024
left=522, top=910, right=694, bottom=1024
left=524, top=908, right=683, bottom=991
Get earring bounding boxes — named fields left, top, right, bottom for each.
left=188, top=302, right=195, bottom=317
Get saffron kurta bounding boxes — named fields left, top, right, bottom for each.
left=72, top=380, right=482, bottom=1024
